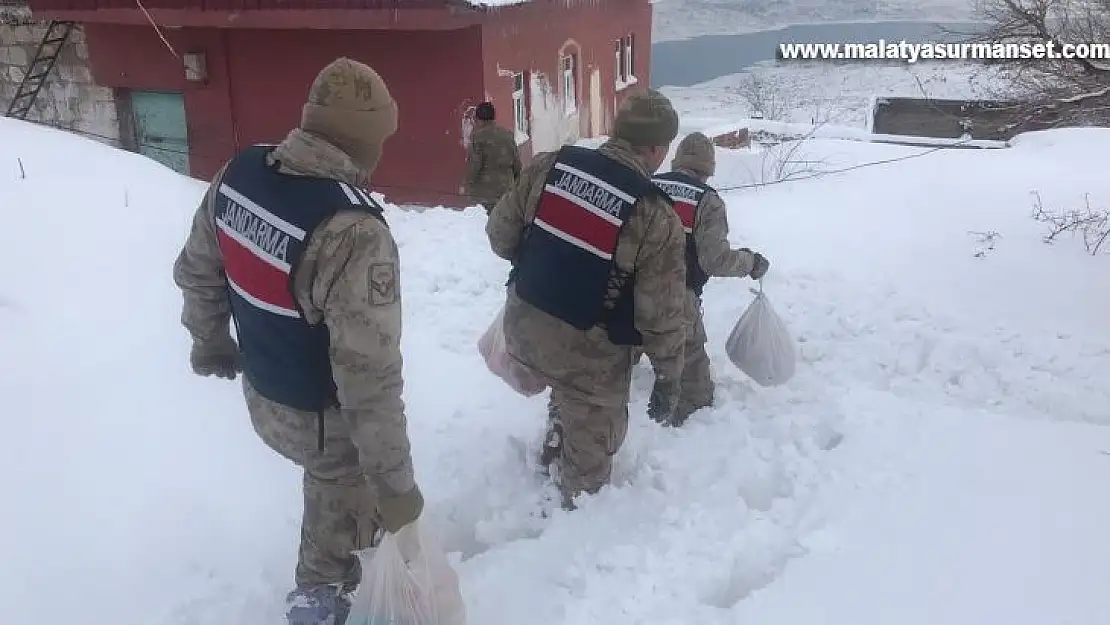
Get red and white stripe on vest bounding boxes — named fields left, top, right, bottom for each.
left=652, top=175, right=707, bottom=234
left=533, top=160, right=639, bottom=261
left=214, top=179, right=373, bottom=318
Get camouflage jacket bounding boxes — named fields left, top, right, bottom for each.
left=486, top=138, right=688, bottom=388
left=172, top=129, right=416, bottom=497
left=465, top=122, right=522, bottom=205
left=674, top=167, right=756, bottom=279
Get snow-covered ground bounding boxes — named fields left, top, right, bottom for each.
left=651, top=0, right=978, bottom=41
left=661, top=61, right=1002, bottom=128
left=3, top=111, right=1110, bottom=625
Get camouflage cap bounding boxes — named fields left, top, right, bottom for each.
left=671, top=132, right=716, bottom=177
left=301, top=57, right=399, bottom=174
left=612, top=89, right=680, bottom=147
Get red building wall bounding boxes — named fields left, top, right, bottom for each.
left=223, top=27, right=483, bottom=207
left=82, top=24, right=237, bottom=179
left=71, top=0, right=651, bottom=208
left=479, top=0, right=652, bottom=164
left=82, top=23, right=484, bottom=206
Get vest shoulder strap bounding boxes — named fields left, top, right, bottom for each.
left=652, top=171, right=712, bottom=233
left=557, top=145, right=656, bottom=198
left=244, top=144, right=390, bottom=227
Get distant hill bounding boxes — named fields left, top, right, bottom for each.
left=650, top=0, right=977, bottom=41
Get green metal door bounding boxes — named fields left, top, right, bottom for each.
left=130, top=91, right=190, bottom=175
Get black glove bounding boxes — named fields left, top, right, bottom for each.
left=748, top=251, right=770, bottom=280
left=647, top=378, right=681, bottom=426
left=190, top=336, right=241, bottom=380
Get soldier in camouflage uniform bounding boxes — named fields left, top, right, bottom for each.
left=486, top=90, right=688, bottom=509
left=172, top=58, right=423, bottom=625
left=463, top=101, right=522, bottom=213
left=650, top=132, right=771, bottom=426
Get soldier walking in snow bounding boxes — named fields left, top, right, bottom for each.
left=650, top=132, right=771, bottom=426
left=463, top=101, right=522, bottom=214
left=172, top=58, right=423, bottom=625
left=485, top=90, right=689, bottom=509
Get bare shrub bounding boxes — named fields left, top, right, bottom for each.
left=757, top=123, right=832, bottom=184
left=968, top=0, right=1110, bottom=130
left=730, top=73, right=792, bottom=121
left=1031, top=190, right=1110, bottom=254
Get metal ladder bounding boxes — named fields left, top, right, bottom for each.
left=4, top=20, right=76, bottom=120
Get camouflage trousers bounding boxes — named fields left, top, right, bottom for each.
left=677, top=295, right=715, bottom=420
left=630, top=295, right=714, bottom=424
left=242, top=378, right=381, bottom=590
left=543, top=355, right=633, bottom=507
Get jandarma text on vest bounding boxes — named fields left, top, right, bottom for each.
left=218, top=199, right=293, bottom=265
left=654, top=180, right=701, bottom=203
left=551, top=164, right=633, bottom=217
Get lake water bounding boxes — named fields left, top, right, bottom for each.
left=651, top=21, right=986, bottom=87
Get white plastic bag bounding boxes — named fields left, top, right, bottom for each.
left=348, top=521, right=467, bottom=625
left=477, top=306, right=547, bottom=397
left=725, top=287, right=796, bottom=386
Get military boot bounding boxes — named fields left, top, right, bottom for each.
left=647, top=378, right=681, bottom=426
left=285, top=584, right=352, bottom=625
left=538, top=403, right=563, bottom=474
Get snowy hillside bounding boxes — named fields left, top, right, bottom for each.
left=660, top=62, right=999, bottom=128
left=652, top=0, right=978, bottom=41
left=3, top=117, right=1110, bottom=625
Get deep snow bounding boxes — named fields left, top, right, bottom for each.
left=2, top=116, right=1110, bottom=625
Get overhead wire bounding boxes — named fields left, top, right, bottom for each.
left=15, top=117, right=989, bottom=201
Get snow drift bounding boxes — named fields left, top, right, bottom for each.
left=2, top=116, right=1110, bottom=625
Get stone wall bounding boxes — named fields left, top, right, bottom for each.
left=871, top=97, right=1021, bottom=141
left=1, top=5, right=120, bottom=145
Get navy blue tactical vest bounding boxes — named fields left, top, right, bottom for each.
left=511, top=145, right=658, bottom=346
left=652, top=170, right=712, bottom=296
left=213, top=145, right=385, bottom=412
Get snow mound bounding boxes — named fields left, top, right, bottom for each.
left=1006, top=126, right=1110, bottom=148
left=3, top=117, right=1110, bottom=625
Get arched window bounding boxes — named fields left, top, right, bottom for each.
left=558, top=40, right=581, bottom=116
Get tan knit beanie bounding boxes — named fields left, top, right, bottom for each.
left=300, top=57, right=399, bottom=175
left=612, top=89, right=680, bottom=147
left=671, top=132, right=716, bottom=177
